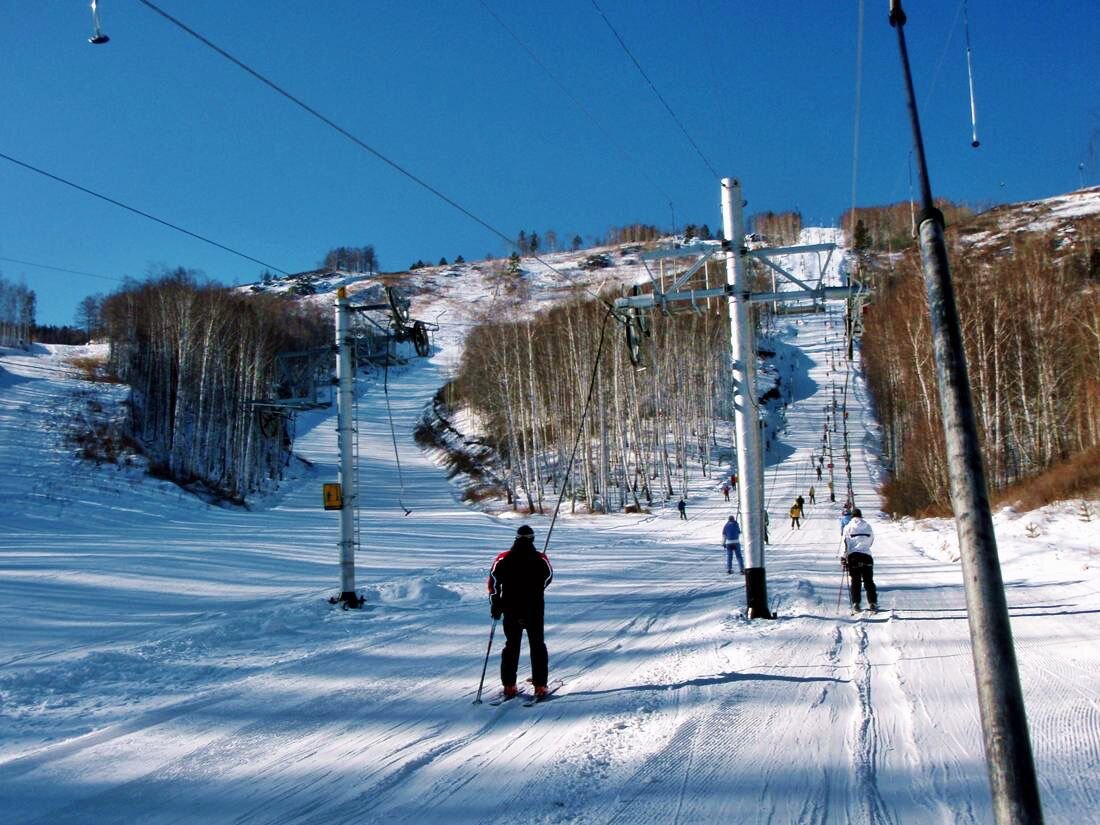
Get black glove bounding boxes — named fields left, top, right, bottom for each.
left=490, top=594, right=502, bottom=620
left=841, top=558, right=848, bottom=570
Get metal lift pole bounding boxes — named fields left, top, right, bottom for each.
left=334, top=286, right=360, bottom=607
left=890, top=3, right=1042, bottom=821
left=721, top=178, right=771, bottom=618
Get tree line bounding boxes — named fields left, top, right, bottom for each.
left=0, top=274, right=36, bottom=348
left=861, top=222, right=1100, bottom=514
left=841, top=200, right=974, bottom=254
left=448, top=264, right=736, bottom=514
left=752, top=211, right=803, bottom=245
left=99, top=269, right=331, bottom=502
left=321, top=244, right=378, bottom=274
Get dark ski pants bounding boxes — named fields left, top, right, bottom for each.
left=725, top=542, right=744, bottom=574
left=847, top=552, right=877, bottom=606
left=501, top=611, right=548, bottom=688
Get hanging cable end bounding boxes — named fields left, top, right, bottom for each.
left=889, top=0, right=906, bottom=27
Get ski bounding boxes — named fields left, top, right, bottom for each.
left=488, top=690, right=524, bottom=706
left=522, top=679, right=564, bottom=706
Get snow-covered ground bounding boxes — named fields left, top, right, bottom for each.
left=2, top=235, right=1098, bottom=823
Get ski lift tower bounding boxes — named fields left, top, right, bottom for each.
left=330, top=284, right=437, bottom=608
left=614, top=177, right=863, bottom=619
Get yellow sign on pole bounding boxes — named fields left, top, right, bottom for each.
left=322, top=483, right=343, bottom=511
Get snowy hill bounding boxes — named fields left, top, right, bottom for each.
left=2, top=227, right=1099, bottom=823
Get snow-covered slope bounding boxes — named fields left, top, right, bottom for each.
left=1, top=234, right=1098, bottom=823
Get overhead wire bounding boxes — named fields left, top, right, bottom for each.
left=0, top=256, right=126, bottom=284
left=135, top=0, right=620, bottom=315
left=477, top=0, right=678, bottom=220
left=849, top=0, right=865, bottom=236
left=692, top=0, right=734, bottom=161
left=543, top=305, right=615, bottom=550
left=0, top=151, right=289, bottom=275
left=921, top=0, right=966, bottom=112
left=588, top=0, right=721, bottom=180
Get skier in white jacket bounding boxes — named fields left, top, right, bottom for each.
left=840, top=508, right=877, bottom=613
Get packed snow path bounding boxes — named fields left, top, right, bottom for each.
left=2, top=285, right=1099, bottom=820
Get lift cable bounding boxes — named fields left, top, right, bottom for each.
left=477, top=0, right=679, bottom=214
left=0, top=256, right=125, bottom=284
left=849, top=0, right=865, bottom=235
left=588, top=0, right=721, bottom=180
left=135, top=0, right=617, bottom=314
left=543, top=305, right=614, bottom=551
left=382, top=358, right=413, bottom=517
left=0, top=151, right=289, bottom=275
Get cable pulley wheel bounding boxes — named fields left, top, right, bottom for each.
left=412, top=321, right=430, bottom=357
left=387, top=286, right=410, bottom=324
left=626, top=318, right=642, bottom=366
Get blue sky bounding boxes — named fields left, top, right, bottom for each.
left=3, top=1, right=1097, bottom=327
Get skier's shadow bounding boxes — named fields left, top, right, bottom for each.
left=566, top=669, right=846, bottom=699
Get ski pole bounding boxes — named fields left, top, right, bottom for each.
left=473, top=619, right=497, bottom=704
left=837, top=565, right=847, bottom=614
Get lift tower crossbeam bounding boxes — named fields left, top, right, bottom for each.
left=613, top=178, right=859, bottom=620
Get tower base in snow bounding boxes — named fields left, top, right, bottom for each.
left=745, top=568, right=774, bottom=619
left=330, top=591, right=365, bottom=609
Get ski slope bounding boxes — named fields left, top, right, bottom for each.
left=2, top=236, right=1099, bottom=824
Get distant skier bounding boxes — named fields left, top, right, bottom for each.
left=789, top=501, right=802, bottom=529
left=722, top=516, right=743, bottom=574
left=677, top=498, right=687, bottom=520
left=808, top=485, right=816, bottom=505
left=839, top=503, right=854, bottom=535
left=816, top=465, right=823, bottom=481
left=828, top=480, right=835, bottom=502
left=841, top=507, right=877, bottom=613
left=722, top=483, right=731, bottom=502
left=795, top=494, right=805, bottom=518
left=487, top=525, right=554, bottom=699
left=730, top=473, right=738, bottom=488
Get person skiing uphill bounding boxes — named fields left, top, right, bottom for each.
left=677, top=497, right=687, bottom=520
left=722, top=516, right=743, bottom=574
left=840, top=507, right=877, bottom=613
left=789, top=501, right=802, bottom=529
left=487, top=525, right=554, bottom=698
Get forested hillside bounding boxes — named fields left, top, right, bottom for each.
left=444, top=291, right=733, bottom=514
left=857, top=189, right=1100, bottom=514
left=99, top=269, right=331, bottom=502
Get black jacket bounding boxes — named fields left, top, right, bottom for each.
left=487, top=537, right=553, bottom=616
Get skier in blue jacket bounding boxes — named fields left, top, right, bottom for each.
left=722, top=516, right=743, bottom=574
left=839, top=503, right=854, bottom=535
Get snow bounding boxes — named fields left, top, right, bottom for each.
left=2, top=235, right=1099, bottom=823
left=974, top=186, right=1100, bottom=244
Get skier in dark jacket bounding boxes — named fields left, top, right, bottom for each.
left=677, top=498, right=687, bottom=520
left=487, top=525, right=554, bottom=699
